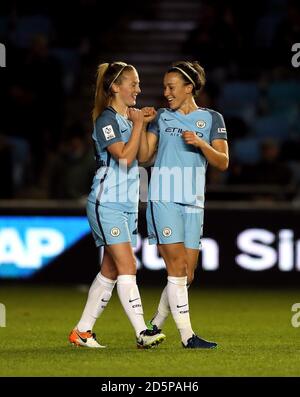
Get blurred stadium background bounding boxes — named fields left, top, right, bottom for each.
left=0, top=0, right=300, bottom=377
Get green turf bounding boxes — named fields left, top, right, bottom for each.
left=0, top=285, right=299, bottom=376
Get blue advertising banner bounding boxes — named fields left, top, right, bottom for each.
left=0, top=216, right=90, bottom=278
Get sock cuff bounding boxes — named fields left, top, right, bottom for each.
left=117, top=274, right=136, bottom=284
left=97, top=272, right=117, bottom=287
left=167, top=276, right=187, bottom=286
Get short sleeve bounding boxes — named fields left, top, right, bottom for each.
left=147, top=109, right=164, bottom=137
left=209, top=111, right=228, bottom=142
left=95, top=112, right=122, bottom=150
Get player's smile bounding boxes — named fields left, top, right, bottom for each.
left=127, top=94, right=138, bottom=107
left=166, top=96, right=185, bottom=111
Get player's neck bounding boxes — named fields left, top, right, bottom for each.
left=177, top=99, right=198, bottom=115
left=109, top=100, right=128, bottom=118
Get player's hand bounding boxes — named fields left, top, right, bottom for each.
left=127, top=107, right=144, bottom=125
left=182, top=131, right=205, bottom=148
left=141, top=107, right=157, bottom=123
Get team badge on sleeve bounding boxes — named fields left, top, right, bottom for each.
left=102, top=125, right=116, bottom=140
left=217, top=127, right=226, bottom=133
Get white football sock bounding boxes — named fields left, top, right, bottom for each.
left=151, top=283, right=191, bottom=329
left=151, top=286, right=170, bottom=329
left=77, top=272, right=116, bottom=332
left=167, top=276, right=194, bottom=345
left=117, top=275, right=147, bottom=337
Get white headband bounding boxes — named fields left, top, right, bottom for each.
left=109, top=63, right=128, bottom=89
left=172, top=66, right=196, bottom=87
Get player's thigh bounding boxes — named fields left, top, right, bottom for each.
left=146, top=201, right=185, bottom=246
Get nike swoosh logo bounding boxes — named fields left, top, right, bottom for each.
left=163, top=118, right=174, bottom=121
left=129, top=298, right=140, bottom=303
left=121, top=129, right=127, bottom=133
left=101, top=299, right=109, bottom=302
left=76, top=332, right=87, bottom=343
left=177, top=304, right=188, bottom=308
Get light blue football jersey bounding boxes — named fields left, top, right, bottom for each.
left=88, top=106, right=139, bottom=213
left=148, top=107, right=227, bottom=208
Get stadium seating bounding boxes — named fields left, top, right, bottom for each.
left=232, top=137, right=261, bottom=164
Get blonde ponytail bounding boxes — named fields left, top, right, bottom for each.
left=92, top=63, right=110, bottom=124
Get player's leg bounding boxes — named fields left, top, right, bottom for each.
left=157, top=242, right=196, bottom=345
left=185, top=249, right=199, bottom=285
left=148, top=202, right=216, bottom=348
left=106, top=241, right=165, bottom=348
left=95, top=207, right=162, bottom=347
left=147, top=201, right=194, bottom=343
left=147, top=204, right=199, bottom=328
left=159, top=242, right=217, bottom=349
left=75, top=249, right=117, bottom=333
left=149, top=249, right=198, bottom=330
left=95, top=208, right=146, bottom=339
left=69, top=202, right=118, bottom=348
left=181, top=207, right=217, bottom=349
left=183, top=206, right=204, bottom=285
left=69, top=249, right=117, bottom=348
left=146, top=201, right=181, bottom=328
left=147, top=202, right=185, bottom=330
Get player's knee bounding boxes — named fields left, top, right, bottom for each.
left=115, top=256, right=137, bottom=275
left=101, top=259, right=118, bottom=280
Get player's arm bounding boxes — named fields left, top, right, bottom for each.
left=200, top=138, right=229, bottom=171
left=182, top=132, right=229, bottom=171
left=138, top=129, right=158, bottom=164
left=137, top=107, right=159, bottom=164
left=99, top=108, right=144, bottom=167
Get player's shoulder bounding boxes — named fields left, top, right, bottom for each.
left=95, top=107, right=118, bottom=127
left=156, top=108, right=171, bottom=119
left=198, top=107, right=224, bottom=119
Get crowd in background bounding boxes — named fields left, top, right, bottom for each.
left=0, top=0, right=299, bottom=202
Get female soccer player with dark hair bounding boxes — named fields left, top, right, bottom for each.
left=139, top=61, right=229, bottom=349
left=69, top=62, right=165, bottom=349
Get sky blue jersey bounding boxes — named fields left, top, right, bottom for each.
left=148, top=107, right=228, bottom=208
left=88, top=107, right=139, bottom=213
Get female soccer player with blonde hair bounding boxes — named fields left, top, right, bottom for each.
left=69, top=62, right=165, bottom=349
left=139, top=61, right=229, bottom=349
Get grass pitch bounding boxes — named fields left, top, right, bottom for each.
left=0, top=285, right=299, bottom=377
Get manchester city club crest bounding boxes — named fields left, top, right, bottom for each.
left=196, top=120, right=206, bottom=128
left=162, top=227, right=172, bottom=237
left=110, top=227, right=121, bottom=237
